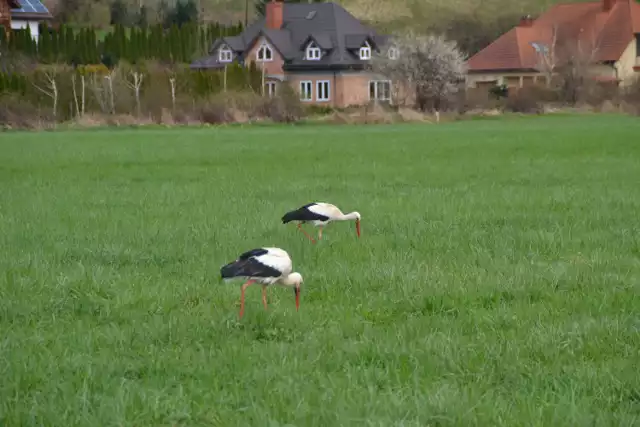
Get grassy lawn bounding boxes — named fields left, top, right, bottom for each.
left=1, top=115, right=639, bottom=426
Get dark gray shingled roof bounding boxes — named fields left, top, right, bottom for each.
left=190, top=2, right=389, bottom=71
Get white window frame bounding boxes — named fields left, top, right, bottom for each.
left=316, top=80, right=330, bottom=102
left=369, top=80, right=391, bottom=101
left=265, top=81, right=277, bottom=97
left=305, top=41, right=322, bottom=60
left=359, top=41, right=371, bottom=60
left=218, top=45, right=233, bottom=62
left=388, top=46, right=398, bottom=60
left=300, top=80, right=312, bottom=101
left=257, top=43, right=273, bottom=62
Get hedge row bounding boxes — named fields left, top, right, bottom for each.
left=0, top=22, right=243, bottom=65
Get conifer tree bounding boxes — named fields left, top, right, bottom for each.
left=38, top=23, right=51, bottom=63
left=169, top=24, right=181, bottom=62
left=139, top=27, right=148, bottom=59
left=64, top=26, right=75, bottom=62
left=22, top=30, right=31, bottom=54
left=0, top=27, right=6, bottom=51
left=89, top=29, right=99, bottom=63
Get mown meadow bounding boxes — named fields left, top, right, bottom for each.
left=1, top=115, right=639, bottom=426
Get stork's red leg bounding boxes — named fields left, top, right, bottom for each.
left=239, top=280, right=255, bottom=319
left=318, top=227, right=323, bottom=240
left=262, top=286, right=268, bottom=310
left=297, top=223, right=316, bottom=243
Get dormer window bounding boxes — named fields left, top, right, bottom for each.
left=219, top=45, right=233, bottom=62
left=359, top=41, right=371, bottom=60
left=388, top=46, right=398, bottom=60
left=257, top=43, right=273, bottom=62
left=305, top=41, right=322, bottom=60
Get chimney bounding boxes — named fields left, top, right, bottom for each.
left=603, top=0, right=616, bottom=12
left=519, top=15, right=534, bottom=27
left=266, top=0, right=284, bottom=30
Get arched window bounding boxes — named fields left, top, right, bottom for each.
left=388, top=46, right=398, bottom=60
left=257, top=43, right=273, bottom=61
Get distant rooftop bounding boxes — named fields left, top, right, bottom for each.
left=11, top=0, right=53, bottom=20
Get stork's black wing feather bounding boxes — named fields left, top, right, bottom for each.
left=281, top=203, right=330, bottom=223
left=220, top=256, right=281, bottom=279
left=238, top=248, right=268, bottom=260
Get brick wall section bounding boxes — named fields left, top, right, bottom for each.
left=0, top=0, right=12, bottom=30
left=287, top=72, right=375, bottom=108
left=337, top=74, right=371, bottom=106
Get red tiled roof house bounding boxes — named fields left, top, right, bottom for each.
left=466, top=0, right=640, bottom=90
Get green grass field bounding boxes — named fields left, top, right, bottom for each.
left=1, top=115, right=639, bottom=426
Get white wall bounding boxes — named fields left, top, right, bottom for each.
left=10, top=19, right=40, bottom=41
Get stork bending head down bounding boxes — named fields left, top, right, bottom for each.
left=281, top=202, right=361, bottom=243
left=220, top=247, right=303, bottom=319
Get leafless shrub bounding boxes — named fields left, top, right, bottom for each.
left=504, top=87, right=544, bottom=114
left=583, top=82, right=621, bottom=107
left=0, top=95, right=46, bottom=130
left=456, top=89, right=502, bottom=114
left=197, top=99, right=233, bottom=124
left=254, top=86, right=304, bottom=122
left=620, top=78, right=640, bottom=115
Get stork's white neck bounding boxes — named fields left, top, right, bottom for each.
left=338, top=211, right=361, bottom=221
left=280, top=272, right=302, bottom=287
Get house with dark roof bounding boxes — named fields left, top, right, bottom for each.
left=0, top=0, right=52, bottom=40
left=466, top=0, right=640, bottom=90
left=190, top=0, right=398, bottom=107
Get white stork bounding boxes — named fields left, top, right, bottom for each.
left=220, top=247, right=303, bottom=319
left=281, top=202, right=361, bottom=243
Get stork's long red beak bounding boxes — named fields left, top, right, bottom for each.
left=356, top=219, right=361, bottom=238
left=294, top=287, right=300, bottom=311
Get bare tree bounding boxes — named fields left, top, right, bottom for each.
left=533, top=26, right=601, bottom=103
left=125, top=67, right=145, bottom=117
left=105, top=70, right=116, bottom=114
left=371, top=30, right=467, bottom=116
left=89, top=74, right=109, bottom=114
left=532, top=25, right=559, bottom=86
left=169, top=75, right=177, bottom=110
left=71, top=71, right=81, bottom=117
left=86, top=64, right=114, bottom=114
left=556, top=37, right=600, bottom=104
left=164, top=64, right=179, bottom=111
left=33, top=66, right=60, bottom=120
left=79, top=68, right=86, bottom=116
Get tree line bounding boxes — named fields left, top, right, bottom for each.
left=0, top=21, right=243, bottom=66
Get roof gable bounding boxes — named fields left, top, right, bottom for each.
left=244, top=29, right=291, bottom=59
left=301, top=33, right=334, bottom=50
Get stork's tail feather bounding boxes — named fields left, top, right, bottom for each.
left=281, top=210, right=299, bottom=224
